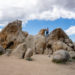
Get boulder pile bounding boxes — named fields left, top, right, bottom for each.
left=46, top=28, right=75, bottom=53
left=0, top=20, right=75, bottom=63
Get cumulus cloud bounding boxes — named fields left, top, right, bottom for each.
left=65, top=26, right=75, bottom=35
left=0, top=0, right=75, bottom=25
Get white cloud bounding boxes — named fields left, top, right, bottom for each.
left=65, top=26, right=75, bottom=35
left=0, top=0, right=75, bottom=25
left=28, top=8, right=75, bottom=21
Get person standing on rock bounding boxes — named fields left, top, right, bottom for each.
left=46, top=28, right=49, bottom=37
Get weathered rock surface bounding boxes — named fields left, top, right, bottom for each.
left=0, top=20, right=27, bottom=49
left=24, top=33, right=47, bottom=54
left=47, top=28, right=74, bottom=53
left=11, top=43, right=27, bottom=59
left=69, top=51, right=75, bottom=59
left=38, top=29, right=48, bottom=36
left=0, top=46, right=5, bottom=55
left=5, top=49, right=12, bottom=56
left=52, top=41, right=73, bottom=52
left=25, top=29, right=48, bottom=54
left=22, top=31, right=28, bottom=37
left=34, top=34, right=46, bottom=54
left=47, top=28, right=71, bottom=42
left=74, top=42, right=75, bottom=50
left=25, top=48, right=33, bottom=60
left=52, top=50, right=70, bottom=63
left=25, top=35, right=35, bottom=50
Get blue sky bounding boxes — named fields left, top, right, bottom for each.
left=22, top=18, right=75, bottom=41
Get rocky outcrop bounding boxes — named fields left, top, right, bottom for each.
left=47, top=28, right=71, bottom=42
left=52, top=50, right=70, bottom=63
left=47, top=28, right=74, bottom=53
left=0, top=19, right=74, bottom=60
left=0, top=20, right=27, bottom=49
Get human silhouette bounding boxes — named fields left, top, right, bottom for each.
left=46, top=28, right=49, bottom=37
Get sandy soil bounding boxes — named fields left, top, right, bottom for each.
left=0, top=55, right=75, bottom=75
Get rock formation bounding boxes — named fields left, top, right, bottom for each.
left=47, top=28, right=75, bottom=54
left=0, top=19, right=75, bottom=63
left=0, top=20, right=27, bottom=49
left=25, top=29, right=47, bottom=54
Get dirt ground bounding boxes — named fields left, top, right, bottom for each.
left=0, top=55, right=75, bottom=75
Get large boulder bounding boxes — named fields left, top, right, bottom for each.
left=47, top=28, right=74, bottom=53
left=52, top=50, right=70, bottom=63
left=34, top=34, right=46, bottom=54
left=0, top=20, right=26, bottom=49
left=11, top=43, right=27, bottom=59
left=25, top=35, right=35, bottom=50
left=25, top=48, right=33, bottom=60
